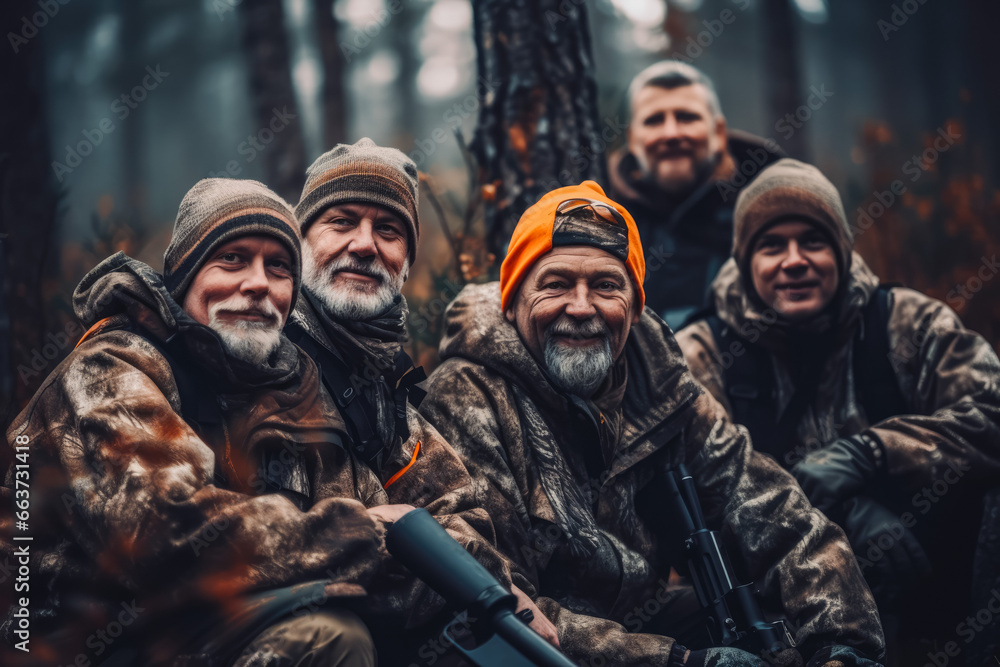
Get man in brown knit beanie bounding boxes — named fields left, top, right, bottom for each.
left=677, top=158, right=1000, bottom=664
left=285, top=138, right=559, bottom=663
left=3, top=178, right=384, bottom=666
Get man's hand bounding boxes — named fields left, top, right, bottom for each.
left=367, top=504, right=416, bottom=524
left=510, top=584, right=560, bottom=648
left=791, top=435, right=881, bottom=515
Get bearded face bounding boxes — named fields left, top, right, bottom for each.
left=505, top=246, right=640, bottom=399
left=181, top=235, right=294, bottom=366
left=207, top=293, right=284, bottom=365
left=303, top=242, right=408, bottom=320
left=542, top=315, right=614, bottom=396
left=302, top=203, right=410, bottom=321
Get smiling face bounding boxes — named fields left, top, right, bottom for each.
left=750, top=220, right=840, bottom=321
left=627, top=84, right=728, bottom=197
left=182, top=235, right=294, bottom=363
left=302, top=203, right=410, bottom=320
left=505, top=246, right=640, bottom=396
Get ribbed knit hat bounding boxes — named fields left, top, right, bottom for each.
left=163, top=178, right=302, bottom=310
left=733, top=158, right=852, bottom=281
left=295, top=138, right=419, bottom=262
left=500, top=181, right=645, bottom=312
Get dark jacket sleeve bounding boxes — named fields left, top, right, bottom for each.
left=680, top=389, right=885, bottom=659
left=7, top=332, right=384, bottom=599
left=870, top=287, right=1000, bottom=489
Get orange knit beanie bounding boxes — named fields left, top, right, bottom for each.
left=500, top=181, right=645, bottom=312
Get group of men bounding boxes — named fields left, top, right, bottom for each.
left=3, top=59, right=999, bottom=667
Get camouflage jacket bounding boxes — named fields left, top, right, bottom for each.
left=676, top=253, right=1000, bottom=491
left=419, top=282, right=883, bottom=666
left=0, top=254, right=507, bottom=665
left=286, top=293, right=519, bottom=619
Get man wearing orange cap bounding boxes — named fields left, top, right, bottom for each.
left=419, top=181, right=885, bottom=666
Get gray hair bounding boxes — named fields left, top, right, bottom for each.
left=626, top=60, right=723, bottom=120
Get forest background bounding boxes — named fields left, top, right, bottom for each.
left=2, top=0, right=999, bottom=426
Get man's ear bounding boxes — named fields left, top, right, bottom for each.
left=504, top=307, right=516, bottom=324
left=713, top=115, right=728, bottom=147
left=631, top=308, right=641, bottom=325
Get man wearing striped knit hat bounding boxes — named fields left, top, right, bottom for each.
left=286, top=138, right=558, bottom=662
left=4, top=178, right=381, bottom=666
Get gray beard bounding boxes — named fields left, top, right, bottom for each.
left=544, top=337, right=613, bottom=397
left=303, top=245, right=406, bottom=321
left=213, top=321, right=282, bottom=366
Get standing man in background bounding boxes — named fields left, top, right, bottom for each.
left=609, top=60, right=782, bottom=330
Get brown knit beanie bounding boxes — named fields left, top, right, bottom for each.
left=163, top=178, right=302, bottom=310
left=295, top=138, right=420, bottom=263
left=733, top=158, right=852, bottom=281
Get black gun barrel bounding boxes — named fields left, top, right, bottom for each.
left=665, top=465, right=796, bottom=656
left=386, top=508, right=577, bottom=667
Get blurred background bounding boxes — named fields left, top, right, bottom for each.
left=3, top=0, right=999, bottom=423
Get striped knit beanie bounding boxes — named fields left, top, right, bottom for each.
left=163, top=178, right=302, bottom=310
left=295, top=138, right=419, bottom=262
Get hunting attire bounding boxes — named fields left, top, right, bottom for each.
left=1, top=252, right=382, bottom=666
left=676, top=159, right=1000, bottom=664
left=1, top=178, right=508, bottom=666
left=608, top=130, right=782, bottom=330
left=420, top=182, right=884, bottom=667
left=287, top=139, right=522, bottom=663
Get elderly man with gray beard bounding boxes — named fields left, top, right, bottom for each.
left=284, top=138, right=556, bottom=662
left=418, top=181, right=886, bottom=667
left=2, top=179, right=385, bottom=666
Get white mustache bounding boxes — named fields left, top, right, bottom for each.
left=324, top=256, right=391, bottom=285
left=208, top=295, right=282, bottom=327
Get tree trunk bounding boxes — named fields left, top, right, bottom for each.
left=762, top=0, right=808, bottom=160
left=0, top=0, right=60, bottom=424
left=313, top=0, right=347, bottom=149
left=239, top=0, right=307, bottom=201
left=471, top=0, right=607, bottom=257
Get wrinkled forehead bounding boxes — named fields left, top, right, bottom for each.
left=551, top=208, right=629, bottom=262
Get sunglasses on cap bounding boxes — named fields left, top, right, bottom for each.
left=555, top=198, right=628, bottom=228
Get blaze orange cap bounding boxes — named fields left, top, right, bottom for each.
left=500, top=181, right=645, bottom=312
